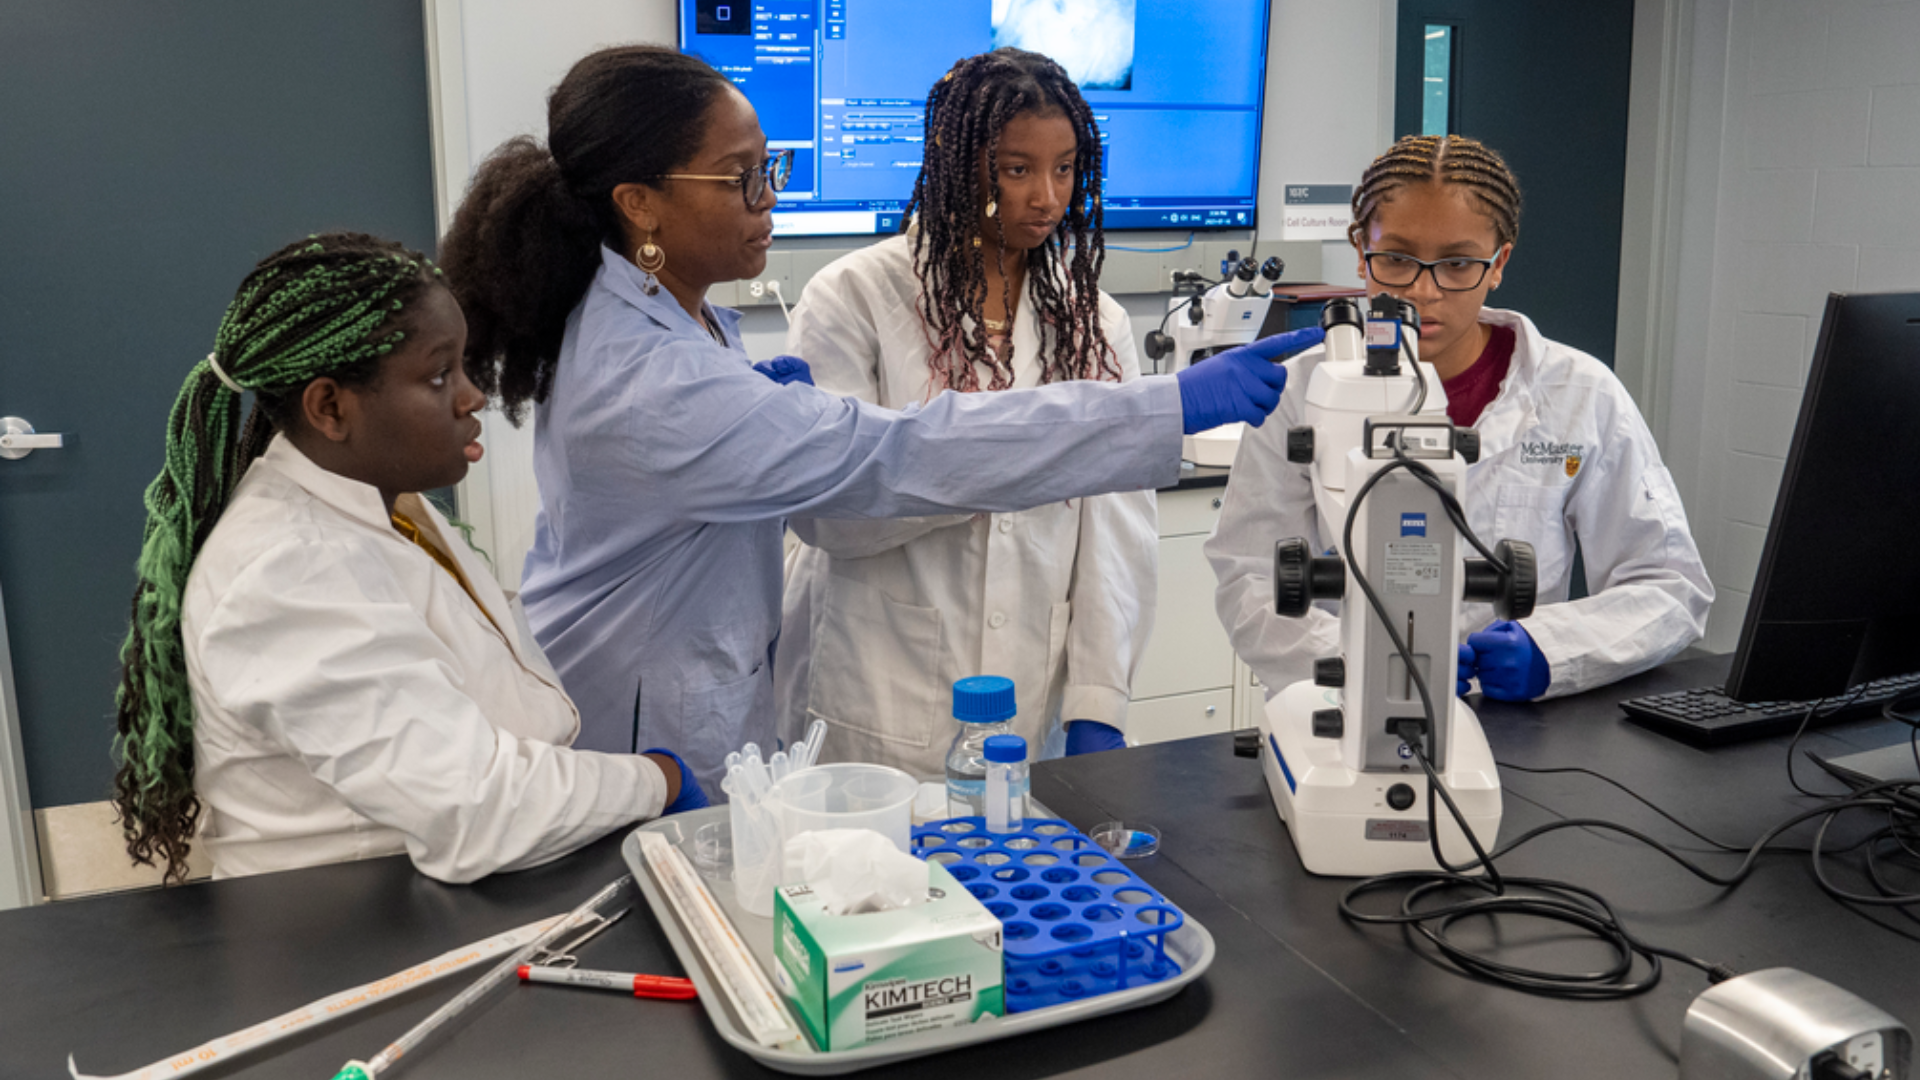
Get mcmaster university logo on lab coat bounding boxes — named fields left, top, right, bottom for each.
left=1520, top=440, right=1585, bottom=478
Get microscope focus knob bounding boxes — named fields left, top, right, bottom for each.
left=1464, top=539, right=1539, bottom=621
left=1311, top=709, right=1344, bottom=739
left=1454, top=429, right=1481, bottom=464
left=1274, top=540, right=1347, bottom=617
left=1144, top=330, right=1174, bottom=361
left=1275, top=538, right=1313, bottom=617
left=1313, top=658, right=1345, bottom=687
left=1498, top=539, right=1538, bottom=621
left=1286, top=426, right=1314, bottom=464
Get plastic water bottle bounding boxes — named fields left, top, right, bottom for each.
left=945, top=676, right=1018, bottom=818
left=983, top=735, right=1029, bottom=832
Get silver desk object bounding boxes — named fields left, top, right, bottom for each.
left=1682, top=967, right=1911, bottom=1080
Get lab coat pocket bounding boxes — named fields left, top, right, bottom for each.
left=1493, top=483, right=1573, bottom=602
left=807, top=575, right=945, bottom=749
left=683, top=665, right=766, bottom=770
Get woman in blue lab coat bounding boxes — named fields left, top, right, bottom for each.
left=437, top=45, right=1316, bottom=791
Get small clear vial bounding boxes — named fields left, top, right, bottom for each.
left=983, top=734, right=1028, bottom=832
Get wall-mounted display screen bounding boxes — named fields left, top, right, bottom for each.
left=680, top=0, right=1273, bottom=236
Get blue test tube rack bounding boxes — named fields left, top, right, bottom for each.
left=912, top=817, right=1184, bottom=1012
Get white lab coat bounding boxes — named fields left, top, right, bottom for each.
left=1207, top=307, right=1713, bottom=700
left=775, top=235, right=1158, bottom=775
left=185, top=437, right=669, bottom=883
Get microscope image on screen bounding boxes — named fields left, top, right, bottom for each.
left=697, top=0, right=750, bottom=36
left=992, top=0, right=1137, bottom=89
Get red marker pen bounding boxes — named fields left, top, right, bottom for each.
left=517, top=965, right=697, bottom=1000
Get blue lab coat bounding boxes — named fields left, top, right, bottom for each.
left=521, top=248, right=1184, bottom=790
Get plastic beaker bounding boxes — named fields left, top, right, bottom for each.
left=769, top=763, right=917, bottom=884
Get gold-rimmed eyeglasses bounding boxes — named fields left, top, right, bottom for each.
left=649, top=149, right=793, bottom=209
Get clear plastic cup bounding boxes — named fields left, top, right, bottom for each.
left=769, top=763, right=917, bottom=885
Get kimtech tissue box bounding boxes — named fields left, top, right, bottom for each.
left=772, top=861, right=1004, bottom=1050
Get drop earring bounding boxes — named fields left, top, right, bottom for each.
left=636, top=229, right=666, bottom=295
left=985, top=199, right=997, bottom=218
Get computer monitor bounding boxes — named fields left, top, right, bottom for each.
left=679, top=0, right=1273, bottom=237
left=1725, top=291, right=1920, bottom=702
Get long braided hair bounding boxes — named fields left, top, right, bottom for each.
left=905, top=49, right=1119, bottom=392
left=1347, top=134, right=1523, bottom=250
left=112, top=232, right=444, bottom=883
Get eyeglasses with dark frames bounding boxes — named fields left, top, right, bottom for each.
left=1363, top=250, right=1499, bottom=292
left=649, top=149, right=793, bottom=209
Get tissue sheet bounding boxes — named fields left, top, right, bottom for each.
left=783, top=828, right=928, bottom=915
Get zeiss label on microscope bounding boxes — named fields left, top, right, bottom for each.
left=1400, top=513, right=1427, bottom=537
left=1384, top=540, right=1441, bottom=595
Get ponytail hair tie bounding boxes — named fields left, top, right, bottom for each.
left=205, top=352, right=244, bottom=393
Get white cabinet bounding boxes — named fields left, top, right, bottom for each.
left=1128, top=485, right=1261, bottom=746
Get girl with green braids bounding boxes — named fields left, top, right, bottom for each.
left=112, top=231, right=704, bottom=885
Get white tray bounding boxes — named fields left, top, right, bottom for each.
left=622, top=805, right=1215, bottom=1076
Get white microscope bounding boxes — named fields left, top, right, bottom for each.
left=1256, top=295, right=1537, bottom=877
left=1146, top=255, right=1288, bottom=465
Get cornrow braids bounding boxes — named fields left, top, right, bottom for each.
left=1347, top=134, right=1523, bottom=250
left=905, top=48, right=1119, bottom=393
left=112, top=232, right=443, bottom=883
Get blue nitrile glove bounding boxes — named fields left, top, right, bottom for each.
left=1463, top=620, right=1552, bottom=702
left=1173, top=326, right=1323, bottom=434
left=1457, top=643, right=1475, bottom=697
left=751, top=355, right=814, bottom=386
left=1065, top=720, right=1127, bottom=755
left=643, top=747, right=711, bottom=814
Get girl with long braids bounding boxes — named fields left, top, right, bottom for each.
left=1209, top=135, right=1711, bottom=703
left=774, top=49, right=1149, bottom=774
left=112, top=232, right=704, bottom=885
left=437, top=45, right=1319, bottom=791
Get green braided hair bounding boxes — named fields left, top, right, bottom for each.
left=112, top=232, right=445, bottom=883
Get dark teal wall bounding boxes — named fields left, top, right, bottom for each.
left=0, top=2, right=438, bottom=807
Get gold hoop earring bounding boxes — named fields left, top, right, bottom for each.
left=636, top=230, right=666, bottom=295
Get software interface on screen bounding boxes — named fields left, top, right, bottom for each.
left=681, top=0, right=1271, bottom=236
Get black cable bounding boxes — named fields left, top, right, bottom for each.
left=1401, top=335, right=1428, bottom=415
left=1785, top=680, right=1877, bottom=798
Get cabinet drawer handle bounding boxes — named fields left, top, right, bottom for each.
left=1211, top=497, right=1222, bottom=510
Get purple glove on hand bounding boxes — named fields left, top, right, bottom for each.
left=1462, top=620, right=1552, bottom=701
left=752, top=356, right=814, bottom=386
left=1065, top=720, right=1127, bottom=755
left=1173, top=325, right=1323, bottom=434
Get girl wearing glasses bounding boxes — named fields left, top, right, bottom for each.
left=1208, top=134, right=1710, bottom=703
left=773, top=49, right=1149, bottom=775
left=437, top=46, right=1311, bottom=789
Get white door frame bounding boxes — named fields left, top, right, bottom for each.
left=0, top=578, right=47, bottom=908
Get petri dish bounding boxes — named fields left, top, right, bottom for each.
left=1089, top=821, right=1161, bottom=859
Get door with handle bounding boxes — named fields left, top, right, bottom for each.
left=0, top=3, right=437, bottom=898
left=0, top=419, right=64, bottom=461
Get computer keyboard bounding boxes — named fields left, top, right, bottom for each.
left=1620, top=671, right=1920, bottom=747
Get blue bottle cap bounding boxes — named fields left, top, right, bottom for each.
left=952, top=675, right=1017, bottom=723
left=984, top=735, right=1027, bottom=764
